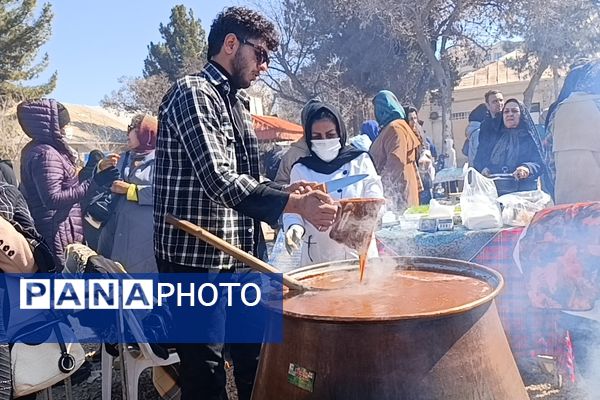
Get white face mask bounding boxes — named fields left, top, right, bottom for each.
left=311, top=138, right=341, bottom=162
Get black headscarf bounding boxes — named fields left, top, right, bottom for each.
left=300, top=98, right=322, bottom=126
left=295, top=101, right=365, bottom=174
left=57, top=102, right=71, bottom=128
left=490, top=99, right=548, bottom=172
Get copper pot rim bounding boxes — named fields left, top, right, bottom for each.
left=283, top=256, right=504, bottom=323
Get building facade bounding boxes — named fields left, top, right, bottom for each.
left=420, top=51, right=563, bottom=166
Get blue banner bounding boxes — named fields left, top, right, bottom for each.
left=0, top=273, right=283, bottom=344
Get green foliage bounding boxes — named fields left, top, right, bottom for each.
left=0, top=0, right=56, bottom=98
left=261, top=0, right=505, bottom=139
left=505, top=0, right=600, bottom=69
left=104, top=5, right=207, bottom=114
left=502, top=0, right=600, bottom=106
left=303, top=0, right=434, bottom=106
left=143, top=4, right=207, bottom=82
left=259, top=0, right=435, bottom=130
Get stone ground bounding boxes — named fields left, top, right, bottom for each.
left=44, top=346, right=240, bottom=400
left=42, top=350, right=587, bottom=400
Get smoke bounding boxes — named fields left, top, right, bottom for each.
left=286, top=256, right=495, bottom=320
left=513, top=203, right=600, bottom=395
left=302, top=257, right=478, bottom=291
left=563, top=313, right=600, bottom=399
left=351, top=257, right=401, bottom=293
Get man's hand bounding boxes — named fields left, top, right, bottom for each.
left=285, top=225, right=305, bottom=254
left=111, top=180, right=130, bottom=194
left=513, top=166, right=530, bottom=180
left=285, top=180, right=319, bottom=195
left=285, top=190, right=337, bottom=231
left=99, top=154, right=120, bottom=171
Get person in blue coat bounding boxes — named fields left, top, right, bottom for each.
left=98, top=115, right=158, bottom=273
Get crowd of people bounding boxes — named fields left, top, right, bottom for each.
left=0, top=4, right=600, bottom=400
left=464, top=59, right=600, bottom=205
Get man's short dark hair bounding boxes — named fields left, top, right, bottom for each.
left=484, top=90, right=501, bottom=104
left=402, top=105, right=418, bottom=124
left=207, top=7, right=279, bottom=59
left=405, top=105, right=418, bottom=115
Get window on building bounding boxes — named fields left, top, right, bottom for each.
left=451, top=112, right=469, bottom=120
left=530, top=103, right=541, bottom=113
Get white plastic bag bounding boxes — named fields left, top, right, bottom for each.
left=460, top=168, right=502, bottom=230
left=497, top=190, right=553, bottom=227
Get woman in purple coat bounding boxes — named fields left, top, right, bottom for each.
left=17, top=99, right=119, bottom=267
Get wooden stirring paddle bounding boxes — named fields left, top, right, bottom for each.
left=165, top=214, right=312, bottom=292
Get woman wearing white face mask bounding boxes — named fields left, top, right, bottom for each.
left=283, top=101, right=384, bottom=266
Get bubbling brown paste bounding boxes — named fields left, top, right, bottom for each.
left=284, top=267, right=494, bottom=320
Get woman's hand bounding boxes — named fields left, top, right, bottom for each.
left=111, top=180, right=130, bottom=194
left=99, top=154, right=120, bottom=171
left=513, top=166, right=530, bottom=180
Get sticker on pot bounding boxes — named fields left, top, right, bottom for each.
left=287, top=363, right=315, bottom=392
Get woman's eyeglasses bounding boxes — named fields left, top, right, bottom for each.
left=127, top=124, right=135, bottom=133
left=240, top=38, right=270, bottom=66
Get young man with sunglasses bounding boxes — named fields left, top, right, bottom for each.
left=154, top=7, right=338, bottom=400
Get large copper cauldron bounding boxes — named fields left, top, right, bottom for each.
left=252, top=256, right=527, bottom=400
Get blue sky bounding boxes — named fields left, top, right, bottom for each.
left=36, top=1, right=242, bottom=105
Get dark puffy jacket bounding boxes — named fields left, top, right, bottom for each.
left=0, top=182, right=55, bottom=272
left=0, top=161, right=17, bottom=186
left=18, top=99, right=90, bottom=267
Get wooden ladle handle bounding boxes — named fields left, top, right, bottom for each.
left=165, top=214, right=310, bottom=292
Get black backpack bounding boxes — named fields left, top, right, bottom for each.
left=85, top=152, right=129, bottom=225
left=86, top=190, right=114, bottom=223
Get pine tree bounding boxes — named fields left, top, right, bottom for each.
left=0, top=0, right=57, bottom=98
left=143, top=5, right=207, bottom=82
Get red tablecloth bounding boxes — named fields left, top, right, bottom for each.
left=473, top=227, right=575, bottom=381
left=376, top=227, right=576, bottom=380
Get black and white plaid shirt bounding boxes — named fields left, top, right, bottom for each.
left=0, top=182, right=55, bottom=272
left=154, top=62, right=287, bottom=269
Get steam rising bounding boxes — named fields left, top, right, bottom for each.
left=515, top=203, right=600, bottom=396
left=284, top=257, right=495, bottom=320
left=329, top=198, right=386, bottom=254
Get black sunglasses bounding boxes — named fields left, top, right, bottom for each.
left=240, top=38, right=269, bottom=66
left=127, top=124, right=135, bottom=132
